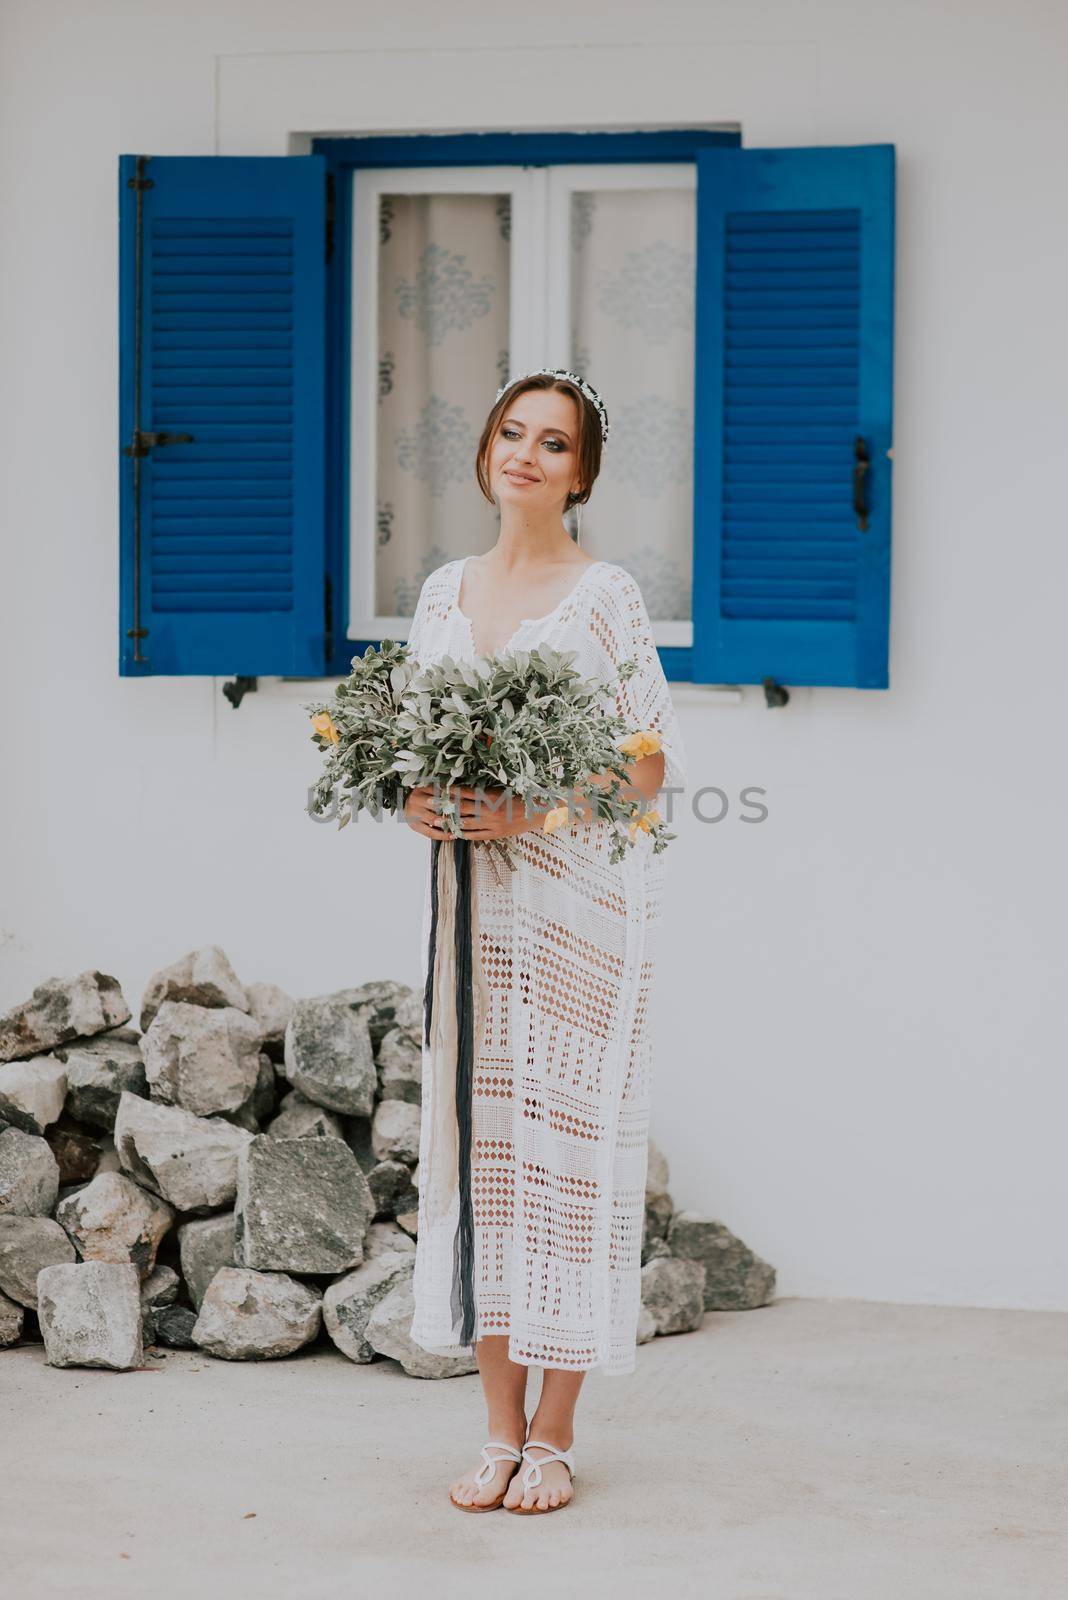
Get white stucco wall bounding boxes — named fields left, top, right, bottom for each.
left=2, top=0, right=1065, bottom=1311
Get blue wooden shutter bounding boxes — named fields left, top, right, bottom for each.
left=119, top=155, right=327, bottom=676
left=692, top=145, right=894, bottom=688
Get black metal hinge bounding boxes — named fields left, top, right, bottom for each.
left=123, top=429, right=194, bottom=458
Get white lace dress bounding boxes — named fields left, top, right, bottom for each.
left=405, top=556, right=688, bottom=1377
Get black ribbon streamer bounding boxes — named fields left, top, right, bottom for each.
left=422, top=838, right=478, bottom=1351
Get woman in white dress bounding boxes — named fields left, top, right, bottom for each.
left=402, top=371, right=687, bottom=1514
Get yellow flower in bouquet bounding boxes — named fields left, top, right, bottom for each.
left=628, top=807, right=661, bottom=840
left=311, top=711, right=340, bottom=746
left=618, top=729, right=662, bottom=759
left=543, top=803, right=573, bottom=834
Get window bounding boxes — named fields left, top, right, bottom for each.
left=119, top=132, right=894, bottom=690
left=349, top=163, right=695, bottom=648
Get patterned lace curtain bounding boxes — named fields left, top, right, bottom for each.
left=374, top=183, right=694, bottom=624
left=375, top=194, right=511, bottom=617
left=570, top=188, right=695, bottom=623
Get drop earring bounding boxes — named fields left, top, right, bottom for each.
left=569, top=490, right=583, bottom=547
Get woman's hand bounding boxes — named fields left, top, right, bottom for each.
left=403, top=784, right=538, bottom=842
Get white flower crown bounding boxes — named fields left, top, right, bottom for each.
left=495, top=367, right=611, bottom=447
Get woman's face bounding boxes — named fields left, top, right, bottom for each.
left=487, top=386, right=584, bottom=511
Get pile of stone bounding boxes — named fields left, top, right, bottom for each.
left=0, top=950, right=775, bottom=1376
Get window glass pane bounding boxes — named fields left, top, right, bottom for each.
left=570, top=188, right=694, bottom=621
left=375, top=193, right=511, bottom=615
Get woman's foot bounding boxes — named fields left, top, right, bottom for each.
left=502, top=1432, right=575, bottom=1512
left=449, top=1428, right=525, bottom=1510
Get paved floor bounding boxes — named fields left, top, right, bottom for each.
left=3, top=1296, right=1064, bottom=1599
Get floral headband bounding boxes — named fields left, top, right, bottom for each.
left=495, top=367, right=611, bottom=447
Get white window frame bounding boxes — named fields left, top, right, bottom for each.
left=348, top=161, right=695, bottom=646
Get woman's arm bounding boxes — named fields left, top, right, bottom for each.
left=567, top=749, right=665, bottom=824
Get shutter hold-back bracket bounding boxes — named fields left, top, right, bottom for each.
left=762, top=678, right=790, bottom=708
left=222, top=676, right=258, bottom=709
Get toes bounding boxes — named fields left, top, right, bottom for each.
left=549, top=1489, right=561, bottom=1506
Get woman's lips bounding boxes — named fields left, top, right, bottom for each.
left=505, top=470, right=538, bottom=484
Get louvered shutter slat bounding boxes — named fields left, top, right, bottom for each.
left=119, top=155, right=327, bottom=675
left=693, top=146, right=894, bottom=686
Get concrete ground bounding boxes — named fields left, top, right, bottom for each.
left=3, top=1295, right=1064, bottom=1600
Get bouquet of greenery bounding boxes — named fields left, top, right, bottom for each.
left=304, top=640, right=674, bottom=866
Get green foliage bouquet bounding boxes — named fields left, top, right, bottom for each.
left=305, top=640, right=675, bottom=866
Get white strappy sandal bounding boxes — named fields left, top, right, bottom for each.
left=449, top=1440, right=523, bottom=1512
left=506, top=1438, right=577, bottom=1514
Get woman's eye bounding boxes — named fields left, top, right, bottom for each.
left=543, top=438, right=564, bottom=451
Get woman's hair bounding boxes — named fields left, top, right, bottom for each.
left=475, top=373, right=605, bottom=508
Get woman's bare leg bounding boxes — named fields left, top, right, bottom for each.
left=448, top=1335, right=530, bottom=1507
left=502, top=1367, right=584, bottom=1511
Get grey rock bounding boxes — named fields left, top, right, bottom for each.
left=266, top=1088, right=345, bottom=1142
left=0, top=1287, right=24, bottom=1346
left=140, top=1263, right=180, bottom=1310
left=376, top=1026, right=422, bottom=1105
left=234, top=1134, right=372, bottom=1274
left=245, top=983, right=294, bottom=1049
left=0, top=1215, right=77, bottom=1306
left=0, top=971, right=131, bottom=1064
left=213, top=1052, right=278, bottom=1133
left=113, top=1090, right=252, bottom=1213
left=643, top=1236, right=672, bottom=1264
left=395, top=1210, right=418, bottom=1239
left=192, top=1266, right=321, bottom=1360
left=364, top=1280, right=477, bottom=1378
left=178, top=1212, right=236, bottom=1310
left=640, top=1255, right=707, bottom=1336
left=636, top=1303, right=658, bottom=1344
left=283, top=995, right=376, bottom=1117
left=645, top=1139, right=670, bottom=1202
left=666, top=1212, right=777, bottom=1310
left=250, top=1053, right=279, bottom=1123
left=371, top=1100, right=420, bottom=1166
left=323, top=1248, right=415, bottom=1362
left=141, top=1000, right=262, bottom=1117
left=0, top=1056, right=68, bottom=1134
left=642, top=1191, right=674, bottom=1262
left=363, top=1220, right=415, bottom=1259
left=344, top=1116, right=376, bottom=1174
left=94, top=1135, right=122, bottom=1175
left=390, top=989, right=423, bottom=1040
left=0, top=1127, right=60, bottom=1218
left=56, top=1170, right=174, bottom=1280
left=37, top=1260, right=144, bottom=1369
left=139, top=1263, right=180, bottom=1344
left=59, top=1029, right=147, bottom=1131
left=367, top=1160, right=419, bottom=1220
left=46, top=1122, right=102, bottom=1186
left=152, top=1303, right=198, bottom=1348
left=333, top=980, right=417, bottom=1053
left=139, top=945, right=249, bottom=1032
